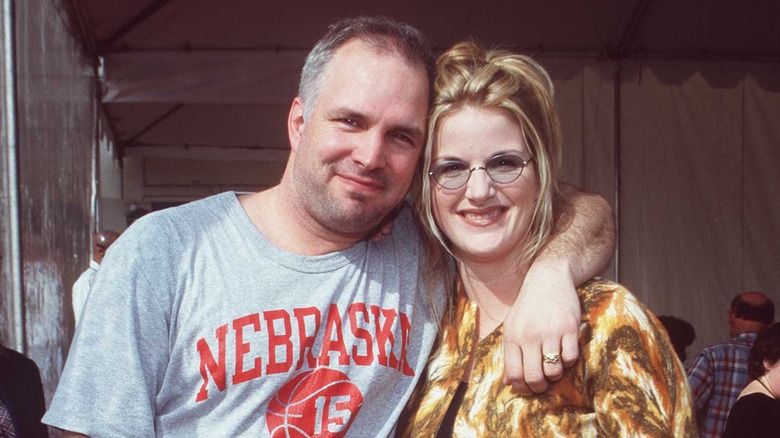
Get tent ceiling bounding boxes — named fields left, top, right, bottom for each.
left=70, top=0, right=780, bottom=165
left=80, top=0, right=780, bottom=57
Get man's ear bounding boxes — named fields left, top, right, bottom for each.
left=288, top=97, right=305, bottom=154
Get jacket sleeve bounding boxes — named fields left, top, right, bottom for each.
left=583, top=282, right=697, bottom=437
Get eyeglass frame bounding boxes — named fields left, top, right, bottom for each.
left=428, top=154, right=535, bottom=190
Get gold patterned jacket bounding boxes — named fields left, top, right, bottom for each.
left=397, top=280, right=697, bottom=437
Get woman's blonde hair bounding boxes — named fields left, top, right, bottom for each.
left=411, top=41, right=563, bottom=318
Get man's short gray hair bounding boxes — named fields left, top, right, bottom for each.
left=298, top=16, right=434, bottom=119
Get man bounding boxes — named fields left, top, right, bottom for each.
left=688, top=291, right=775, bottom=438
left=71, top=230, right=120, bottom=324
left=44, top=17, right=614, bottom=436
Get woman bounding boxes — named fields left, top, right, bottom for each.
left=723, top=322, right=780, bottom=437
left=398, top=42, right=695, bottom=436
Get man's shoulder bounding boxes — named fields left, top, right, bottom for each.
left=690, top=341, right=743, bottom=365
left=696, top=342, right=730, bottom=356
left=135, top=192, right=237, bottom=226
left=370, top=203, right=421, bottom=249
left=376, top=208, right=427, bottom=276
left=702, top=338, right=751, bottom=353
left=124, top=192, right=239, bottom=240
left=102, top=192, right=243, bottom=273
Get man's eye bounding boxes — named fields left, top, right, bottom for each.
left=339, top=118, right=359, bottom=127
left=392, top=133, right=414, bottom=145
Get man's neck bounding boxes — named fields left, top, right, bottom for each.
left=239, top=187, right=366, bottom=256
left=733, top=320, right=766, bottom=338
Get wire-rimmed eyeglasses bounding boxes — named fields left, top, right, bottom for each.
left=429, top=154, right=534, bottom=190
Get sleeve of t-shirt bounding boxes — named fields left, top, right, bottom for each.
left=43, top=214, right=177, bottom=437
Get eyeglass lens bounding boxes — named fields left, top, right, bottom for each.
left=430, top=154, right=531, bottom=189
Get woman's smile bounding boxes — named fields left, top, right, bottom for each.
left=458, top=206, right=506, bottom=226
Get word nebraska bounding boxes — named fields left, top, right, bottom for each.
left=195, top=303, right=415, bottom=401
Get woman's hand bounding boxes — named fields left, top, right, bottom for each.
left=502, top=261, right=581, bottom=394
left=369, top=207, right=401, bottom=243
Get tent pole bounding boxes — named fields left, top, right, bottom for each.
left=2, top=0, right=25, bottom=353
left=613, top=62, right=621, bottom=283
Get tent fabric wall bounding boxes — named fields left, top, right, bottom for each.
left=10, top=0, right=97, bottom=411
left=619, top=62, right=780, bottom=362
left=544, top=57, right=618, bottom=278
left=531, top=57, right=779, bottom=365
left=744, top=73, right=780, bottom=295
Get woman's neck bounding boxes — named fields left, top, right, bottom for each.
left=741, top=378, right=778, bottom=400
left=457, top=257, right=530, bottom=338
left=757, top=375, right=779, bottom=399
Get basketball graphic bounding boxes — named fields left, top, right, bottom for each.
left=266, top=368, right=363, bottom=437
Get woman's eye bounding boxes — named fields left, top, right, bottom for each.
left=488, top=156, right=523, bottom=172
left=436, top=163, right=467, bottom=176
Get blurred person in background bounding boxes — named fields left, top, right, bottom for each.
left=723, top=322, right=780, bottom=437
left=71, top=230, right=120, bottom=324
left=658, top=315, right=696, bottom=363
left=0, top=343, right=48, bottom=437
left=688, top=291, right=774, bottom=438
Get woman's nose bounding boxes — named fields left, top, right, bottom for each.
left=464, top=167, right=494, bottom=201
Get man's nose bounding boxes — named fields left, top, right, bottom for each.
left=352, top=132, right=387, bottom=170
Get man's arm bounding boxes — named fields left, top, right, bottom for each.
left=686, top=351, right=714, bottom=414
left=503, top=183, right=615, bottom=393
left=43, top=221, right=169, bottom=435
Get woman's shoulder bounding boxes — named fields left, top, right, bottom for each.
left=576, top=279, right=659, bottom=333
left=577, top=278, right=623, bottom=295
left=734, top=392, right=780, bottom=409
left=724, top=392, right=780, bottom=437
left=577, top=279, right=642, bottom=310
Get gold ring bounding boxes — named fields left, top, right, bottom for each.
left=543, top=353, right=561, bottom=364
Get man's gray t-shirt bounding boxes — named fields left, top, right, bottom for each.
left=44, top=192, right=442, bottom=437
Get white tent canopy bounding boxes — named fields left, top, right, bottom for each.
left=76, top=0, right=779, bottom=192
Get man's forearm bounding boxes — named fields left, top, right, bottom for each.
left=502, top=184, right=616, bottom=392
left=538, top=183, right=615, bottom=285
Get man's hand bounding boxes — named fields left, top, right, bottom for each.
left=503, top=262, right=581, bottom=394
left=502, top=184, right=615, bottom=393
